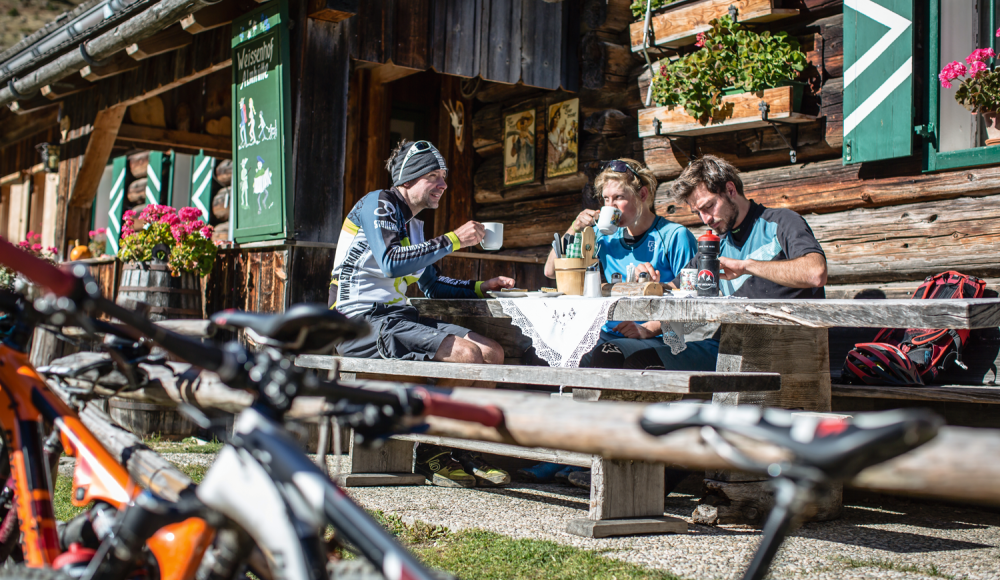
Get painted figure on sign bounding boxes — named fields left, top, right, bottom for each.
left=238, top=98, right=248, bottom=148
left=257, top=110, right=267, bottom=142
left=511, top=114, right=534, bottom=172
left=252, top=155, right=273, bottom=214
left=248, top=98, right=258, bottom=146
left=239, top=157, right=250, bottom=209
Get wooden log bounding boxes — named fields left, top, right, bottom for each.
left=820, top=14, right=843, bottom=79
left=832, top=384, right=1000, bottom=405
left=68, top=104, right=128, bottom=208
left=127, top=178, right=148, bottom=204
left=580, top=32, right=637, bottom=90
left=215, top=158, right=233, bottom=186
left=126, top=25, right=194, bottom=61
left=8, top=94, right=57, bottom=115
left=474, top=192, right=586, bottom=248
left=472, top=103, right=502, bottom=157
left=181, top=0, right=245, bottom=34
left=808, top=195, right=1000, bottom=284
left=583, top=109, right=632, bottom=136
left=211, top=221, right=229, bottom=242
left=212, top=187, right=231, bottom=221
left=473, top=155, right=588, bottom=205
left=40, top=77, right=91, bottom=100
left=582, top=0, right=633, bottom=34
left=129, top=151, right=150, bottom=179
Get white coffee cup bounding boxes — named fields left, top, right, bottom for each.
left=597, top=206, right=623, bottom=235
left=481, top=222, right=504, bottom=250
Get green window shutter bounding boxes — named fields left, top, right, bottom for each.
left=842, top=0, right=914, bottom=164
left=144, top=151, right=173, bottom=205
left=106, top=157, right=127, bottom=256
left=191, top=152, right=216, bottom=222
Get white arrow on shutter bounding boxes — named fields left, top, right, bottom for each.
left=843, top=0, right=914, bottom=164
left=191, top=152, right=215, bottom=222
left=106, top=157, right=127, bottom=255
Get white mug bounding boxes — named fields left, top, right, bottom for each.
left=481, top=222, right=504, bottom=250
left=597, top=206, right=622, bottom=236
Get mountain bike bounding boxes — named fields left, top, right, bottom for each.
left=0, top=240, right=504, bottom=580
left=639, top=402, right=943, bottom=580
left=0, top=289, right=215, bottom=579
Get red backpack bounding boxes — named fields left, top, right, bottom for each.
left=842, top=271, right=986, bottom=386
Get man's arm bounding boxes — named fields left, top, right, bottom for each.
left=361, top=193, right=457, bottom=279
left=418, top=265, right=515, bottom=298
left=719, top=252, right=827, bottom=288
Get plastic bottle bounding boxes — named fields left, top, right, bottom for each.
left=696, top=231, right=721, bottom=297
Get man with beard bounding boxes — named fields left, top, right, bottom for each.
left=628, top=154, right=827, bottom=370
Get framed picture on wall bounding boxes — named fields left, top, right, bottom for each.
left=546, top=98, right=579, bottom=179
left=503, top=109, right=536, bottom=187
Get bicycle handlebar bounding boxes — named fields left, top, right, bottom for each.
left=0, top=237, right=77, bottom=298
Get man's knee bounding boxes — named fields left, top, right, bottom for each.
left=435, top=335, right=485, bottom=364
left=467, top=333, right=504, bottom=365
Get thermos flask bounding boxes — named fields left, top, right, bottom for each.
left=696, top=231, right=721, bottom=297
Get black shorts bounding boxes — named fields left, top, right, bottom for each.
left=336, top=303, right=471, bottom=361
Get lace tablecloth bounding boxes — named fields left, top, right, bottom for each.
left=497, top=297, right=621, bottom=368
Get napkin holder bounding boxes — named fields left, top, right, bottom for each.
left=554, top=256, right=599, bottom=295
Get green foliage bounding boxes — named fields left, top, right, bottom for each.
left=650, top=16, right=807, bottom=120
left=629, top=0, right=678, bottom=19
left=954, top=71, right=1000, bottom=114
left=118, top=205, right=218, bottom=277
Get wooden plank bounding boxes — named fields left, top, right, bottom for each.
left=393, top=433, right=593, bottom=467
left=116, top=124, right=231, bottom=157
left=474, top=155, right=589, bottom=204
left=182, top=0, right=246, bottom=34
left=307, top=0, right=358, bottom=23
left=296, top=354, right=781, bottom=393
left=68, top=104, right=128, bottom=208
left=480, top=0, right=521, bottom=84
left=408, top=298, right=1000, bottom=329
left=39, top=172, right=59, bottom=250
left=116, top=59, right=233, bottom=110
left=126, top=25, right=194, bottom=61
left=824, top=278, right=1000, bottom=300
left=40, top=77, right=91, bottom=100
left=589, top=457, right=665, bottom=520
left=80, top=53, right=141, bottom=82
left=638, top=86, right=813, bottom=138
left=628, top=0, right=798, bottom=51
left=392, top=0, right=430, bottom=70
left=474, top=192, right=586, bottom=249
left=448, top=251, right=545, bottom=264
left=440, top=0, right=481, bottom=78
left=0, top=106, right=58, bottom=149
left=520, top=0, right=564, bottom=89
left=8, top=95, right=57, bottom=115
left=567, top=516, right=687, bottom=538
left=832, top=384, right=1000, bottom=404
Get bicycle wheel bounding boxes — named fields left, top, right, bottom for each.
left=0, top=567, right=72, bottom=580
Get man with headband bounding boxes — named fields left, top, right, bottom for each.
left=330, top=139, right=514, bottom=489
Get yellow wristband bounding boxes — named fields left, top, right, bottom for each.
left=475, top=281, right=485, bottom=298
left=445, top=231, right=461, bottom=252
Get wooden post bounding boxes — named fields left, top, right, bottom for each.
left=701, top=323, right=838, bottom=526
left=339, top=430, right=424, bottom=488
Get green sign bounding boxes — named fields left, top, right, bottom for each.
left=231, top=0, right=292, bottom=242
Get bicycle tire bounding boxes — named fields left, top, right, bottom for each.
left=327, top=559, right=458, bottom=580
left=0, top=566, right=72, bottom=580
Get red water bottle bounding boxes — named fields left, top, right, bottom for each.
left=696, top=231, right=720, bottom=297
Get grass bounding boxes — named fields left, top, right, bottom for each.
left=50, top=460, right=682, bottom=580
left=142, top=434, right=225, bottom=455
left=835, top=556, right=954, bottom=579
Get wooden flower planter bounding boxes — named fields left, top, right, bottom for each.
left=637, top=85, right=817, bottom=138
left=629, top=0, right=798, bottom=51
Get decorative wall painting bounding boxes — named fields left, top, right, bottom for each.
left=546, top=98, right=578, bottom=178
left=503, top=109, right=536, bottom=186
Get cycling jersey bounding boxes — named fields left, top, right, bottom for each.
left=330, top=188, right=483, bottom=317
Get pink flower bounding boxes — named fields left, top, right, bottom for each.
left=163, top=213, right=181, bottom=226
left=123, top=210, right=136, bottom=219
left=179, top=207, right=203, bottom=222
left=89, top=230, right=96, bottom=237
left=996, top=27, right=1000, bottom=37
left=170, top=224, right=184, bottom=243
left=659, top=64, right=667, bottom=76
left=17, top=241, right=29, bottom=248
left=47, top=247, right=57, bottom=254
left=695, top=32, right=706, bottom=48
left=966, top=48, right=996, bottom=64
left=31, top=244, right=41, bottom=252
left=939, top=60, right=967, bottom=88
left=970, top=60, right=989, bottom=77
left=97, top=228, right=106, bottom=234
left=200, top=226, right=213, bottom=238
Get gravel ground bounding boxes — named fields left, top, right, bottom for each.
left=135, top=452, right=1000, bottom=580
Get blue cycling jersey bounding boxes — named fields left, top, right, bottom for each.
left=595, top=215, right=697, bottom=336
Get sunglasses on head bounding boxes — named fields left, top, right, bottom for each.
left=600, top=159, right=641, bottom=180
left=396, top=140, right=435, bottom=181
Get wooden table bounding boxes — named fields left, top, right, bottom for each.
left=412, top=297, right=1000, bottom=527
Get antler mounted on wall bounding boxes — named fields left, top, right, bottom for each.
left=442, top=99, right=465, bottom=153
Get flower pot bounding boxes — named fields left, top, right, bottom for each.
left=722, top=81, right=806, bottom=112
left=116, top=260, right=202, bottom=322
left=982, top=111, right=1000, bottom=145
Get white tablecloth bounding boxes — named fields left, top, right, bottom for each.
left=498, top=297, right=621, bottom=368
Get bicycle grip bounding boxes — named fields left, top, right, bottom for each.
left=416, top=389, right=504, bottom=428
left=0, top=237, right=77, bottom=297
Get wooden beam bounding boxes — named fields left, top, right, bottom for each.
left=181, top=0, right=244, bottom=34
left=307, top=0, right=357, bottom=23
left=371, top=61, right=423, bottom=84
left=0, top=107, right=58, bottom=148
left=117, top=124, right=231, bottom=157
left=80, top=53, right=141, bottom=81
left=40, top=77, right=91, bottom=100
left=68, top=104, right=128, bottom=208
left=8, top=95, right=58, bottom=115
left=126, top=24, right=193, bottom=61
left=40, top=173, right=59, bottom=250
left=116, top=59, right=232, bottom=110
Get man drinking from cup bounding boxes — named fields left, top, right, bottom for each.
left=524, top=159, right=697, bottom=485
left=329, top=139, right=514, bottom=489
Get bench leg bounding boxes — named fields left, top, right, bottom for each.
left=566, top=457, right=687, bottom=538
left=702, top=324, right=840, bottom=526
left=339, top=430, right=426, bottom=487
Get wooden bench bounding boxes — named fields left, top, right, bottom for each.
left=295, top=354, right=780, bottom=538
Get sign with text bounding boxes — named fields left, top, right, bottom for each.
left=231, top=0, right=292, bottom=242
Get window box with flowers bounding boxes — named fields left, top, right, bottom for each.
left=938, top=45, right=1000, bottom=146
left=116, top=205, right=218, bottom=321
left=628, top=0, right=799, bottom=52
left=637, top=16, right=815, bottom=139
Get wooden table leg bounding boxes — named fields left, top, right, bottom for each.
left=699, top=324, right=840, bottom=526
left=339, top=430, right=426, bottom=487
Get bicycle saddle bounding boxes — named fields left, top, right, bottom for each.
left=640, top=403, right=943, bottom=483
left=210, top=303, right=369, bottom=353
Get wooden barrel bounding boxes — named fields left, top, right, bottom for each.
left=116, top=262, right=202, bottom=322
left=108, top=399, right=198, bottom=440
